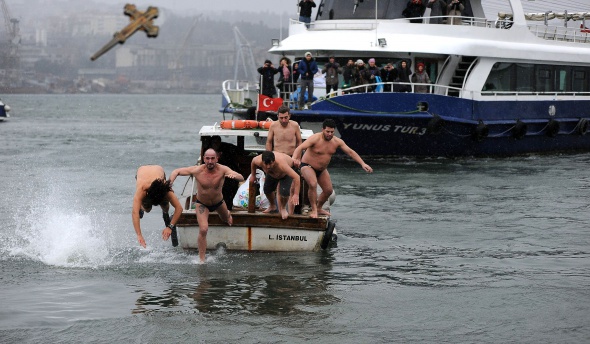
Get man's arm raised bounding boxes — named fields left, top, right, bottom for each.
left=169, top=166, right=198, bottom=185
left=338, top=139, right=373, bottom=173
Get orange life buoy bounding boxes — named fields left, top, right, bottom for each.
left=220, top=120, right=259, bottom=129
left=258, top=121, right=272, bottom=130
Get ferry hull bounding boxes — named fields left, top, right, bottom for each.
left=177, top=211, right=334, bottom=252
left=288, top=93, right=590, bottom=157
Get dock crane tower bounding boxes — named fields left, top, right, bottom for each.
left=0, top=0, right=21, bottom=86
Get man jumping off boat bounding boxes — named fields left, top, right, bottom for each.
left=169, top=148, right=244, bottom=263
left=132, top=165, right=183, bottom=248
left=250, top=151, right=300, bottom=219
left=292, top=119, right=373, bottom=218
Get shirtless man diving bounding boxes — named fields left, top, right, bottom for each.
left=132, top=165, right=183, bottom=248
left=266, top=105, right=302, bottom=156
left=169, top=148, right=244, bottom=263
left=250, top=151, right=300, bottom=219
left=292, top=119, right=373, bottom=218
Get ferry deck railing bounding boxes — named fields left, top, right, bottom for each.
left=299, top=16, right=590, bottom=43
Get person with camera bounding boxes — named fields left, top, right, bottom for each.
left=276, top=57, right=293, bottom=100
left=446, top=0, right=464, bottom=25
left=298, top=0, right=316, bottom=28
left=258, top=59, right=279, bottom=98
left=380, top=63, right=398, bottom=92
left=322, top=56, right=342, bottom=97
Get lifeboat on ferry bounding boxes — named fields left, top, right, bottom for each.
left=220, top=120, right=259, bottom=129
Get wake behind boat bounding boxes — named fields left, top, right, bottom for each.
left=175, top=123, right=336, bottom=252
left=221, top=0, right=590, bottom=157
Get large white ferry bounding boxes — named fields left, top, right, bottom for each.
left=221, top=0, right=590, bottom=157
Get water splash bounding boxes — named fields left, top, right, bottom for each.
left=9, top=205, right=112, bottom=268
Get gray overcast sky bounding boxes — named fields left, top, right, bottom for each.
left=103, top=0, right=297, bottom=16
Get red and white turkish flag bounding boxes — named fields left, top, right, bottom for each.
left=257, top=94, right=283, bottom=112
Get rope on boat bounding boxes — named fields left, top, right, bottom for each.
left=318, top=96, right=422, bottom=115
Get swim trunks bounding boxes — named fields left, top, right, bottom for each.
left=264, top=173, right=294, bottom=197
left=299, top=162, right=324, bottom=178
left=196, top=199, right=225, bottom=212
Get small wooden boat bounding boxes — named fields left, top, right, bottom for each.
left=175, top=123, right=337, bottom=252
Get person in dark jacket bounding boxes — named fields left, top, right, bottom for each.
left=402, top=0, right=426, bottom=23
left=298, top=0, right=316, bottom=28
left=342, top=59, right=355, bottom=90
left=427, top=0, right=447, bottom=24
left=395, top=60, right=412, bottom=92
left=380, top=63, right=398, bottom=92
left=258, top=59, right=279, bottom=97
left=297, top=52, right=318, bottom=109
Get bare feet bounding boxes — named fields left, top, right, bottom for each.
left=227, top=214, right=233, bottom=226
left=318, top=208, right=331, bottom=216
left=280, top=208, right=288, bottom=219
left=309, top=210, right=318, bottom=218
left=263, top=206, right=277, bottom=214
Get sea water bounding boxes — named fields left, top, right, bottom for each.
left=0, top=94, right=589, bottom=343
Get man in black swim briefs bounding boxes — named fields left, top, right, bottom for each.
left=169, top=148, right=244, bottom=263
left=250, top=151, right=300, bottom=219
left=292, top=119, right=373, bottom=218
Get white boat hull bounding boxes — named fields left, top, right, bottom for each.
left=177, top=210, right=335, bottom=252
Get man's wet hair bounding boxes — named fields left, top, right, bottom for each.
left=278, top=105, right=290, bottom=115
left=145, top=178, right=172, bottom=206
left=323, top=118, right=336, bottom=129
left=262, top=151, right=275, bottom=164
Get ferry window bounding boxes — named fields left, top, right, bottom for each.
left=535, top=67, right=553, bottom=93
left=556, top=68, right=568, bottom=92
left=572, top=70, right=588, bottom=92
left=515, top=64, right=534, bottom=92
left=485, top=62, right=513, bottom=92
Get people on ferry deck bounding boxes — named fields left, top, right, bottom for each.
left=395, top=60, right=412, bottom=92
left=411, top=62, right=432, bottom=93
left=402, top=0, right=427, bottom=23
left=322, top=56, right=342, bottom=97
left=132, top=165, right=183, bottom=248
left=169, top=149, right=245, bottom=263
left=352, top=59, right=367, bottom=93
left=297, top=52, right=318, bottom=110
left=446, top=0, right=464, bottom=25
left=342, top=59, right=355, bottom=93
left=298, top=0, right=316, bottom=28
left=380, top=63, right=398, bottom=92
left=363, top=58, right=381, bottom=92
left=266, top=105, right=303, bottom=157
left=291, top=61, right=299, bottom=84
left=257, top=59, right=279, bottom=97
left=427, top=0, right=447, bottom=24
left=250, top=151, right=300, bottom=220
left=292, top=119, right=373, bottom=219
left=277, top=57, right=293, bottom=100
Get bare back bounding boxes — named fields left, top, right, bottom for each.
left=267, top=120, right=302, bottom=156
left=135, top=165, right=166, bottom=195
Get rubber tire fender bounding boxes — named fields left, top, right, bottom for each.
left=545, top=119, right=560, bottom=137
left=320, top=220, right=336, bottom=250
